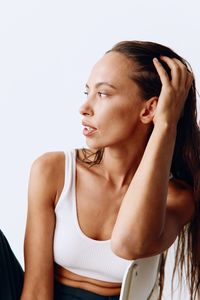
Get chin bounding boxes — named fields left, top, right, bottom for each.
left=85, top=140, right=104, bottom=152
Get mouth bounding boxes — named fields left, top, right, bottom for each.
left=84, top=125, right=96, bottom=131
left=82, top=120, right=97, bottom=136
left=83, top=125, right=97, bottom=136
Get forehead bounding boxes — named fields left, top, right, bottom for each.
left=87, top=52, right=135, bottom=87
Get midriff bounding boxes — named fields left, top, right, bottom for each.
left=54, top=263, right=121, bottom=296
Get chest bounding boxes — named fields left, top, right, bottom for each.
left=76, top=163, right=127, bottom=241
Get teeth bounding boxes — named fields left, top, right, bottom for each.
left=86, top=126, right=95, bottom=131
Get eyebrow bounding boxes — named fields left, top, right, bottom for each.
left=85, top=82, right=117, bottom=90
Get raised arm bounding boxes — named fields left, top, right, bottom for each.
left=111, top=57, right=195, bottom=260
left=20, top=152, right=64, bottom=300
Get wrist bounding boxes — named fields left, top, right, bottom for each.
left=152, top=122, right=177, bottom=144
left=153, top=121, right=177, bottom=134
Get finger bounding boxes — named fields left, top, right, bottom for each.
left=185, top=72, right=194, bottom=90
left=173, top=58, right=188, bottom=85
left=159, top=56, right=181, bottom=87
left=172, top=58, right=194, bottom=90
left=152, top=57, right=170, bottom=86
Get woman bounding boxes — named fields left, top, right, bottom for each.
left=1, top=40, right=199, bottom=300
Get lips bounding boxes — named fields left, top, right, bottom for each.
left=82, top=120, right=97, bottom=137
left=82, top=120, right=97, bottom=130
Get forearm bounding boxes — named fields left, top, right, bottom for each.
left=20, top=267, right=54, bottom=300
left=20, top=292, right=53, bottom=300
left=111, top=122, right=177, bottom=256
left=20, top=290, right=53, bottom=300
left=20, top=275, right=54, bottom=300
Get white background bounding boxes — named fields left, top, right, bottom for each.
left=0, top=1, right=199, bottom=299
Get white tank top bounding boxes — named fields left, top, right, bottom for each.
left=53, top=149, right=132, bottom=283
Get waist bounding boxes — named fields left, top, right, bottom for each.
left=54, top=281, right=120, bottom=299
left=54, top=263, right=121, bottom=296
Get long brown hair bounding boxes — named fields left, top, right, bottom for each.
left=77, top=41, right=200, bottom=299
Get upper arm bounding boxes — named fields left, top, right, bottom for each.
left=138, top=179, right=195, bottom=258
left=21, top=152, right=65, bottom=299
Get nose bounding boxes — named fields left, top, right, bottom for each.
left=79, top=99, right=94, bottom=116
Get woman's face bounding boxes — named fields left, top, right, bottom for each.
left=79, top=51, right=145, bottom=150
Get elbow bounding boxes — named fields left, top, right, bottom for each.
left=111, top=232, right=162, bottom=260
left=111, top=237, right=148, bottom=260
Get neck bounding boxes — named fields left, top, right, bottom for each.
left=100, top=133, right=149, bottom=189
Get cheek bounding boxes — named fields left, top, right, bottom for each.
left=114, top=105, right=140, bottom=125
left=102, top=107, right=139, bottom=135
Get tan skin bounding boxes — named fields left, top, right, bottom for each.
left=20, top=52, right=195, bottom=299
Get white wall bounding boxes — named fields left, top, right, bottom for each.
left=0, top=1, right=199, bottom=299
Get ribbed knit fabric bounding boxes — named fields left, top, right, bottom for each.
left=53, top=149, right=132, bottom=283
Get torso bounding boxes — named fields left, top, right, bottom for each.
left=53, top=148, right=192, bottom=296
left=54, top=149, right=127, bottom=296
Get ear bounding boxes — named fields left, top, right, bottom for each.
left=140, top=96, right=158, bottom=124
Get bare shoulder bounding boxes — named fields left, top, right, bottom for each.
left=167, top=177, right=195, bottom=225
left=31, top=151, right=65, bottom=174
left=29, top=151, right=65, bottom=206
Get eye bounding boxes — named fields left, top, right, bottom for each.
left=84, top=91, right=88, bottom=96
left=98, top=92, right=107, bottom=98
